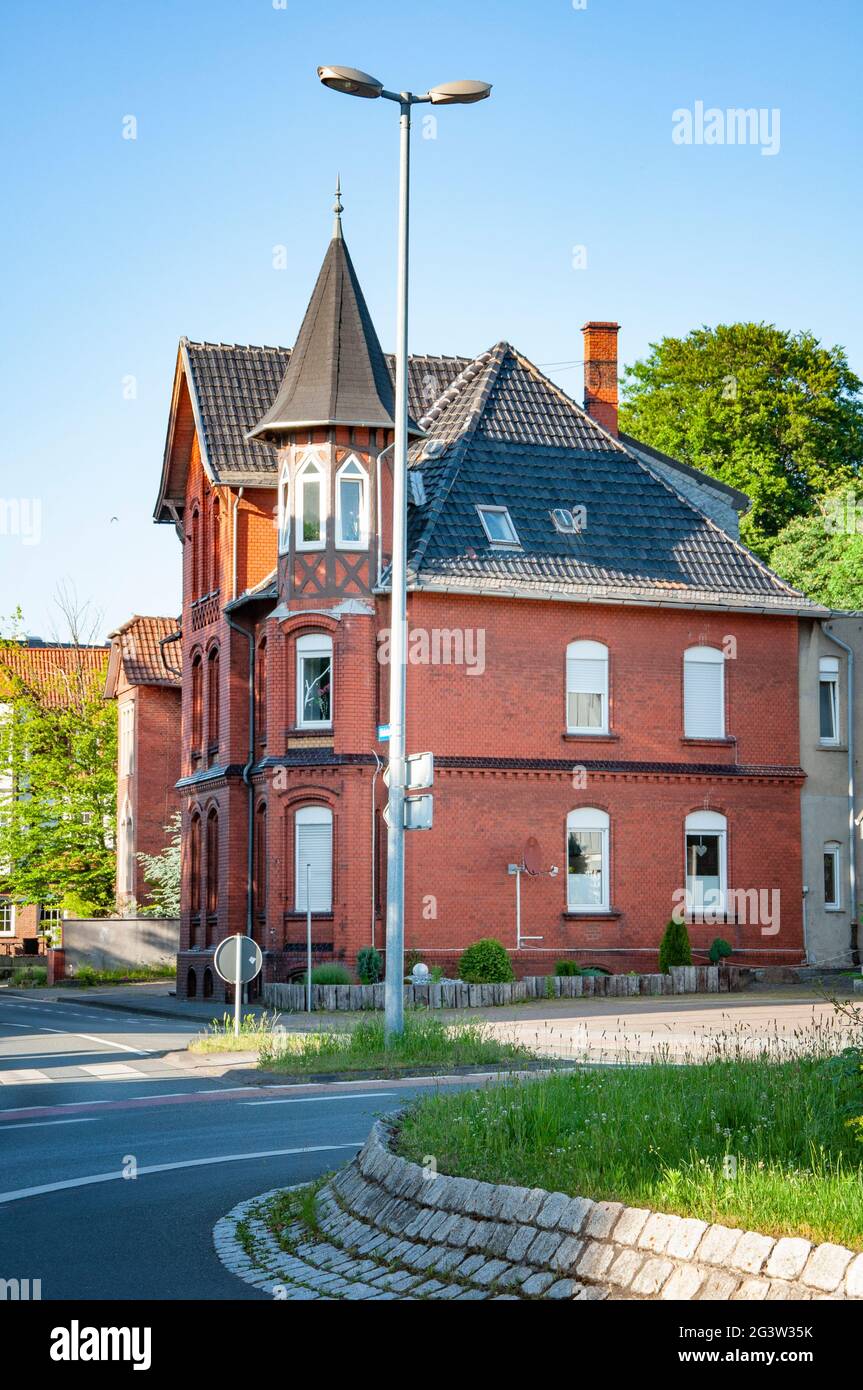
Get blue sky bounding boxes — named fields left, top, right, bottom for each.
left=2, top=0, right=861, bottom=638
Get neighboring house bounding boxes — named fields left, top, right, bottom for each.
left=104, top=616, right=182, bottom=913
left=0, top=640, right=109, bottom=955
left=153, top=201, right=827, bottom=1001
left=798, top=615, right=863, bottom=967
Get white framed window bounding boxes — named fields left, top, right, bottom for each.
left=278, top=460, right=291, bottom=554
left=477, top=505, right=520, bottom=547
left=295, top=805, right=333, bottom=912
left=566, top=640, right=609, bottom=733
left=119, top=701, right=135, bottom=776
left=819, top=657, right=840, bottom=744
left=296, top=457, right=325, bottom=550
left=823, top=842, right=842, bottom=910
left=685, top=810, right=727, bottom=913
left=566, top=807, right=610, bottom=911
left=683, top=646, right=725, bottom=738
left=336, top=455, right=369, bottom=548
left=0, top=896, right=15, bottom=935
left=296, top=634, right=332, bottom=728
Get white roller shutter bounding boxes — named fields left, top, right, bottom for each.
left=684, top=652, right=724, bottom=737
left=295, top=813, right=332, bottom=912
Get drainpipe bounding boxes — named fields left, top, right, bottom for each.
left=158, top=627, right=182, bottom=681
left=375, top=442, right=395, bottom=588
left=224, top=609, right=256, bottom=973
left=232, top=488, right=243, bottom=601
left=371, top=751, right=382, bottom=948
left=821, top=621, right=858, bottom=966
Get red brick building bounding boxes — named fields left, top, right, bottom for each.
left=104, top=616, right=182, bottom=912
left=153, top=205, right=825, bottom=1001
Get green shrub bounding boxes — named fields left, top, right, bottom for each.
left=298, top=964, right=352, bottom=986
left=356, top=946, right=382, bottom=985
left=10, top=965, right=47, bottom=987
left=659, top=918, right=693, bottom=974
left=709, top=937, right=733, bottom=965
left=555, top=960, right=582, bottom=977
left=458, top=938, right=514, bottom=984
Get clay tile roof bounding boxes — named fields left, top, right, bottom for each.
left=0, top=644, right=109, bottom=708
left=107, top=616, right=182, bottom=689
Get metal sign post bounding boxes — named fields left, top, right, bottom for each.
left=213, top=934, right=263, bottom=1036
left=306, top=862, right=313, bottom=1014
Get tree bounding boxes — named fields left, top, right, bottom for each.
left=658, top=918, right=693, bottom=974
left=767, top=492, right=863, bottom=610
left=619, top=324, right=863, bottom=554
left=137, top=811, right=182, bottom=918
left=0, top=600, right=115, bottom=916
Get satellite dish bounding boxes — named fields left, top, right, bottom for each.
left=523, top=836, right=542, bottom=875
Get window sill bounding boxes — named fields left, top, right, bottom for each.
left=680, top=737, right=735, bottom=746
left=563, top=908, right=622, bottom=920
left=563, top=731, right=619, bottom=741
left=824, top=906, right=845, bottom=914
left=284, top=911, right=334, bottom=922
left=288, top=726, right=334, bottom=738
left=816, top=742, right=847, bottom=752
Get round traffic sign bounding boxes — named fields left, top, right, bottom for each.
left=213, top=934, right=263, bottom=986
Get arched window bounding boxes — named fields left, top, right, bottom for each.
left=207, top=647, right=220, bottom=751
left=295, top=806, right=333, bottom=912
left=685, top=810, right=727, bottom=912
left=187, top=967, right=197, bottom=999
left=202, top=967, right=214, bottom=999
left=336, top=455, right=368, bottom=547
left=278, top=460, right=291, bottom=553
left=206, top=808, right=219, bottom=928
left=255, top=637, right=267, bottom=747
left=118, top=796, right=134, bottom=901
left=191, top=654, right=203, bottom=754
left=296, top=457, right=325, bottom=549
left=819, top=656, right=840, bottom=744
left=683, top=646, right=725, bottom=738
left=189, top=812, right=202, bottom=926
left=566, top=641, right=609, bottom=734
left=190, top=506, right=200, bottom=600
left=296, top=633, right=332, bottom=727
left=566, top=808, right=610, bottom=911
left=211, top=495, right=221, bottom=593
left=254, top=802, right=268, bottom=922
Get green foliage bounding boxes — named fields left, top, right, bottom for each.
left=356, top=945, right=382, bottom=985
left=9, top=965, right=47, bottom=987
left=0, top=637, right=115, bottom=913
left=709, top=937, right=734, bottom=965
left=659, top=918, right=693, bottom=974
left=555, top=959, right=583, bottom=976
left=137, top=811, right=182, bottom=917
left=618, top=323, right=863, bottom=553
left=766, top=494, right=863, bottom=608
left=66, top=963, right=175, bottom=986
left=457, top=938, right=515, bottom=984
left=298, top=964, right=352, bottom=986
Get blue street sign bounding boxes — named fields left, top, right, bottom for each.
left=377, top=724, right=391, bottom=742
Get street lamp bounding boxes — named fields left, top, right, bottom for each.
left=317, top=64, right=491, bottom=1041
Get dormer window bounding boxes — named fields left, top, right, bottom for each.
left=336, top=456, right=368, bottom=548
left=477, top=505, right=519, bottom=547
left=296, top=457, right=325, bottom=550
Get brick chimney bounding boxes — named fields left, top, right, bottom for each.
left=582, top=321, right=620, bottom=437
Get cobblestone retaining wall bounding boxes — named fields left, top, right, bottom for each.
left=263, top=964, right=739, bottom=1013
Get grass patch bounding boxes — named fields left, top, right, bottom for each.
left=255, top=1011, right=536, bottom=1077
left=189, top=1011, right=283, bottom=1053
left=61, top=964, right=176, bottom=987
left=8, top=965, right=48, bottom=987
left=397, top=1049, right=863, bottom=1250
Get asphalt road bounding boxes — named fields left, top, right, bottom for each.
left=0, top=993, right=420, bottom=1300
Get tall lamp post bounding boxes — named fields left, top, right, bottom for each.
left=317, top=66, right=491, bottom=1041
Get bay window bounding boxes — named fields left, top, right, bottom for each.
left=296, top=634, right=332, bottom=727
left=336, top=456, right=368, bottom=548
left=296, top=458, right=324, bottom=549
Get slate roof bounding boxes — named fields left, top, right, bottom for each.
left=248, top=228, right=420, bottom=441
left=396, top=343, right=825, bottom=614
left=0, top=644, right=109, bottom=708
left=172, top=342, right=470, bottom=493
left=105, top=616, right=182, bottom=693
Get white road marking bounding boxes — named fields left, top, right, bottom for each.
left=0, top=1070, right=51, bottom=1085
left=244, top=1091, right=397, bottom=1106
left=2, top=1118, right=97, bottom=1130
left=0, top=1143, right=364, bottom=1205
left=79, top=1063, right=146, bottom=1079
left=0, top=1018, right=151, bottom=1056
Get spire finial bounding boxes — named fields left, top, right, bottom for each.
left=333, top=174, right=343, bottom=239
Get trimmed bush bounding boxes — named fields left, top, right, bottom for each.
left=458, top=938, right=515, bottom=984
left=555, top=960, right=582, bottom=977
left=356, top=946, right=382, bottom=984
left=709, top=937, right=733, bottom=965
left=658, top=918, right=693, bottom=974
